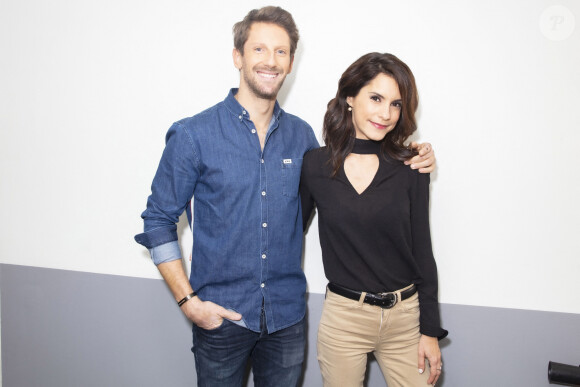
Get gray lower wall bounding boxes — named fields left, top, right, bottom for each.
left=1, top=264, right=579, bottom=387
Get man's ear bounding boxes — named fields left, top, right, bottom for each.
left=232, top=48, right=242, bottom=70
left=287, top=55, right=294, bottom=74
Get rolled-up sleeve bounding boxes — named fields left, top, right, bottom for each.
left=134, top=121, right=199, bottom=265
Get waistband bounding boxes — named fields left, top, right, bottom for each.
left=327, top=282, right=416, bottom=309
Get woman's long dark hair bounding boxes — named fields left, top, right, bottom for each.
left=323, top=52, right=419, bottom=176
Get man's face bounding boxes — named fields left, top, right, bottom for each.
left=233, top=22, right=294, bottom=100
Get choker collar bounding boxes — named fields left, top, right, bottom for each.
left=351, top=138, right=381, bottom=154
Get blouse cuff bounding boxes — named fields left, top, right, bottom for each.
left=420, top=325, right=449, bottom=341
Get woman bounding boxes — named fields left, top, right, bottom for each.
left=300, top=52, right=447, bottom=387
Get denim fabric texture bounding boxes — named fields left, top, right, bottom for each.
left=135, top=89, right=319, bottom=333
left=191, top=315, right=305, bottom=387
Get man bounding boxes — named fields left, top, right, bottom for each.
left=135, top=6, right=436, bottom=386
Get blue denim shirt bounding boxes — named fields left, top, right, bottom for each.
left=135, top=89, right=319, bottom=333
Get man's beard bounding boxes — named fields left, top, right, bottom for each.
left=242, top=66, right=286, bottom=100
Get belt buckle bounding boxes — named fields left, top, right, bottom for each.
left=376, top=292, right=397, bottom=309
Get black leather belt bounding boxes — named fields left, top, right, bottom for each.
left=327, top=282, right=416, bottom=309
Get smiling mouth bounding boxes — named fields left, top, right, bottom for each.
left=257, top=71, right=279, bottom=79
left=370, top=121, right=388, bottom=130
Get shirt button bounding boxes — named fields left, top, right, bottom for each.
left=238, top=115, right=242, bottom=120
left=261, top=159, right=264, bottom=164
left=243, top=110, right=247, bottom=115
left=261, top=283, right=265, bottom=288
left=261, top=191, right=266, bottom=196
left=262, top=254, right=266, bottom=259
left=262, top=222, right=267, bottom=228
left=251, top=129, right=256, bottom=134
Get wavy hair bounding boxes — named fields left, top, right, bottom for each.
left=323, top=52, right=419, bottom=176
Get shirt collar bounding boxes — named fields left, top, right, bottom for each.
left=224, top=88, right=283, bottom=122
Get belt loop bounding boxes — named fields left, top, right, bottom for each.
left=358, top=291, right=367, bottom=306
left=394, top=284, right=408, bottom=304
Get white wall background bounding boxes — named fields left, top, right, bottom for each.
left=1, top=0, right=579, bottom=314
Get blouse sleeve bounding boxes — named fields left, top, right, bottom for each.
left=411, top=172, right=448, bottom=340
left=299, top=151, right=316, bottom=232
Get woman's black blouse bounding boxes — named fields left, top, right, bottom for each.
left=300, top=138, right=447, bottom=338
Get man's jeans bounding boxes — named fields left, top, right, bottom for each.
left=192, top=312, right=305, bottom=387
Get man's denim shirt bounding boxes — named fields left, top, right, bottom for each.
left=135, top=89, right=319, bottom=333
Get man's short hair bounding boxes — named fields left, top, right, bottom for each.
left=233, top=6, right=299, bottom=57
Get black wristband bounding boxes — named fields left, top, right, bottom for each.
left=177, top=291, right=197, bottom=307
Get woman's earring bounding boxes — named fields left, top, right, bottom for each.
left=347, top=106, right=352, bottom=111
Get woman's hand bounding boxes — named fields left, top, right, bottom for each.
left=418, top=334, right=442, bottom=385
left=405, top=142, right=436, bottom=173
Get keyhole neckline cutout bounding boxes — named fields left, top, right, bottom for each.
left=343, top=138, right=381, bottom=195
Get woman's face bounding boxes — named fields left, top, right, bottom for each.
left=346, top=73, right=402, bottom=141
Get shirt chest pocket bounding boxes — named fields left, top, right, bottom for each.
left=281, top=158, right=303, bottom=198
